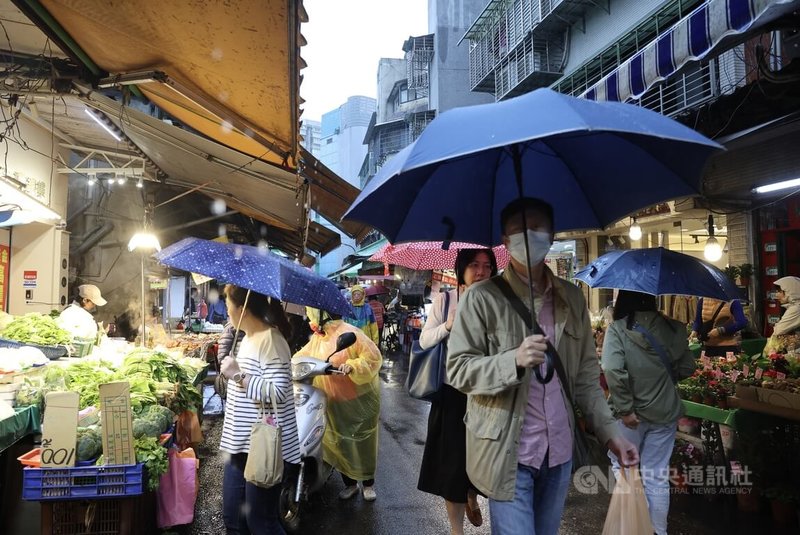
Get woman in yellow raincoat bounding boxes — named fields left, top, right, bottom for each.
left=295, top=307, right=382, bottom=502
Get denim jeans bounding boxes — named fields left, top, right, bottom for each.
left=223, top=453, right=285, bottom=535
left=489, top=455, right=572, bottom=535
left=608, top=419, right=676, bottom=535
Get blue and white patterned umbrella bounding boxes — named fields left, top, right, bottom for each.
left=154, top=238, right=352, bottom=316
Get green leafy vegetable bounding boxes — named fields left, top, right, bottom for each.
left=2, top=313, right=72, bottom=346
left=135, top=436, right=169, bottom=491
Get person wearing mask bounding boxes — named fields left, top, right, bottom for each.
left=207, top=287, right=229, bottom=325
left=344, top=284, right=379, bottom=345
left=218, top=285, right=300, bottom=534
left=447, top=197, right=639, bottom=535
left=602, top=290, right=696, bottom=535
left=58, top=284, right=107, bottom=340
left=766, top=276, right=800, bottom=353
left=689, top=297, right=748, bottom=356
left=294, top=307, right=382, bottom=502
left=418, top=248, right=498, bottom=534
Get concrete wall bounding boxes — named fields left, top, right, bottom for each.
left=376, top=59, right=407, bottom=124
left=428, top=0, right=494, bottom=112
left=562, top=0, right=667, bottom=77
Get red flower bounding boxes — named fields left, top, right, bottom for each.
left=763, top=369, right=778, bottom=378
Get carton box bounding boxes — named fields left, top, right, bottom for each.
left=99, top=382, right=136, bottom=465
left=41, top=392, right=79, bottom=467
left=754, top=386, right=800, bottom=410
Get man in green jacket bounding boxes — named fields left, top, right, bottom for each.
left=447, top=197, right=639, bottom=535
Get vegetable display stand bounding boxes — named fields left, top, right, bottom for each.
left=40, top=492, right=156, bottom=535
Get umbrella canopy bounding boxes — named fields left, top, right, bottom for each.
left=154, top=238, right=352, bottom=316
left=370, top=241, right=510, bottom=271
left=343, top=88, right=722, bottom=246
left=365, top=285, right=389, bottom=296
left=573, top=247, right=741, bottom=301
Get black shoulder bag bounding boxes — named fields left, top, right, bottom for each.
left=406, top=291, right=450, bottom=401
left=491, top=277, right=600, bottom=471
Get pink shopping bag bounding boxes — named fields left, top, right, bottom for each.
left=156, top=448, right=199, bottom=528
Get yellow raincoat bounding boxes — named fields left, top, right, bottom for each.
left=294, top=319, right=382, bottom=481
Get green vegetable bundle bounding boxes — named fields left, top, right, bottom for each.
left=134, top=436, right=169, bottom=491
left=2, top=313, right=72, bottom=346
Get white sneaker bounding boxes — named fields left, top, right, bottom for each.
left=338, top=485, right=358, bottom=500
left=362, top=485, right=377, bottom=502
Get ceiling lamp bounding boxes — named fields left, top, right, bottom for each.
left=703, top=215, right=723, bottom=262
left=629, top=217, right=642, bottom=241
left=127, top=232, right=161, bottom=252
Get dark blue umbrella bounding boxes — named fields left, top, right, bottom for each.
left=154, top=238, right=353, bottom=316
left=343, top=88, right=722, bottom=245
left=574, top=247, right=741, bottom=301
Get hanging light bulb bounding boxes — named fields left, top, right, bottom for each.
left=117, top=173, right=125, bottom=185
left=136, top=177, right=143, bottom=188
left=106, top=176, right=114, bottom=186
left=629, top=217, right=642, bottom=241
left=87, top=173, right=96, bottom=186
left=704, top=214, right=723, bottom=261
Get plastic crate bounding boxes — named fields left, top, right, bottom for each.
left=41, top=493, right=156, bottom=535
left=23, top=463, right=145, bottom=501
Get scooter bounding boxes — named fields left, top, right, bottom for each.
left=280, top=332, right=357, bottom=532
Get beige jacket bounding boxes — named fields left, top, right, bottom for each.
left=447, top=267, right=618, bottom=501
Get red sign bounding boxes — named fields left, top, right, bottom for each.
left=23, top=271, right=37, bottom=280
left=0, top=246, right=7, bottom=310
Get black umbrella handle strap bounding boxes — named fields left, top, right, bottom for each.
left=491, top=277, right=555, bottom=384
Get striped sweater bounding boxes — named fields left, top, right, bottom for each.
left=219, top=327, right=301, bottom=463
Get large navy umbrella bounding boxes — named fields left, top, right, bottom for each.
left=154, top=238, right=353, bottom=316
left=343, top=88, right=722, bottom=246
left=574, top=247, right=741, bottom=301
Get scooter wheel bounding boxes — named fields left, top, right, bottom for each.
left=279, top=483, right=301, bottom=533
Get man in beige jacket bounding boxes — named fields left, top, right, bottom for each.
left=447, top=197, right=639, bottom=535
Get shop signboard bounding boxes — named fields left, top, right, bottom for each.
left=23, top=270, right=37, bottom=288
left=0, top=245, right=8, bottom=310
left=765, top=266, right=779, bottom=276
left=149, top=278, right=168, bottom=290
left=764, top=242, right=777, bottom=252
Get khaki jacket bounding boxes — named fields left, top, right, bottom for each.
left=447, top=267, right=617, bottom=501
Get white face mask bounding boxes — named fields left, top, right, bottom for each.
left=507, top=230, right=551, bottom=267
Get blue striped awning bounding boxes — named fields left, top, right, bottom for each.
left=582, top=0, right=800, bottom=102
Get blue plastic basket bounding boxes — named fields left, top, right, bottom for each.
left=0, top=338, right=68, bottom=360
left=22, top=463, right=145, bottom=501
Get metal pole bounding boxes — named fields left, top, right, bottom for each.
left=141, top=253, right=146, bottom=347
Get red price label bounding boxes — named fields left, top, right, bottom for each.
left=755, top=368, right=763, bottom=380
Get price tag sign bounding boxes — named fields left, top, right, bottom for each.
left=41, top=392, right=79, bottom=468
left=777, top=372, right=787, bottom=380
left=701, top=355, right=712, bottom=369
left=742, top=364, right=750, bottom=377
left=730, top=370, right=741, bottom=383
left=755, top=368, right=764, bottom=380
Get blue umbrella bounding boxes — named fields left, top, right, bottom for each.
left=154, top=238, right=353, bottom=316
left=574, top=247, right=741, bottom=301
left=343, top=88, right=722, bottom=245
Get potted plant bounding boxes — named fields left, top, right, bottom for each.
left=723, top=265, right=740, bottom=283
left=738, top=263, right=753, bottom=286
left=670, top=439, right=703, bottom=489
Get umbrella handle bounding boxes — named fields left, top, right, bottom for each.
left=534, top=352, right=554, bottom=384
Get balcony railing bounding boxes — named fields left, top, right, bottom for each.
left=635, top=59, right=719, bottom=118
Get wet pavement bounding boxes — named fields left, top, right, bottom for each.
left=188, top=351, right=796, bottom=534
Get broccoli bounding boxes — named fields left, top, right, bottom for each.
left=76, top=427, right=102, bottom=461
left=133, top=418, right=163, bottom=439
left=141, top=404, right=175, bottom=433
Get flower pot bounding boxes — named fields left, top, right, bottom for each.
left=691, top=394, right=703, bottom=403
left=677, top=417, right=699, bottom=435
left=770, top=499, right=798, bottom=526
left=703, top=395, right=716, bottom=406
left=736, top=488, right=760, bottom=513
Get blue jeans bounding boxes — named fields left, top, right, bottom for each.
left=608, top=419, right=676, bottom=535
left=223, top=453, right=285, bottom=535
left=489, top=455, right=573, bottom=535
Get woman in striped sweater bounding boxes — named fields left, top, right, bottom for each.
left=219, top=285, right=300, bottom=535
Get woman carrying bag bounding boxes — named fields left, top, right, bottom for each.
left=219, top=285, right=300, bottom=535
left=601, top=290, right=695, bottom=535
left=417, top=248, right=498, bottom=535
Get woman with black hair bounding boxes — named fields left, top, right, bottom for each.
left=218, top=285, right=300, bottom=535
left=417, top=248, right=498, bottom=534
left=295, top=306, right=382, bottom=502
left=601, top=290, right=695, bottom=535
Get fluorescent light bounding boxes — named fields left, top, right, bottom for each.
left=136, top=178, right=143, bottom=188
left=0, top=176, right=60, bottom=221
left=128, top=232, right=161, bottom=252
left=85, top=108, right=122, bottom=141
left=753, top=178, right=800, bottom=194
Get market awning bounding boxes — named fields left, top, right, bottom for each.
left=33, top=0, right=304, bottom=168
left=581, top=0, right=800, bottom=103
left=328, top=262, right=363, bottom=279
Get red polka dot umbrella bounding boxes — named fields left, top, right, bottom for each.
left=369, top=242, right=509, bottom=271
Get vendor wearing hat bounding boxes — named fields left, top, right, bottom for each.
left=58, top=284, right=107, bottom=340
left=343, top=285, right=379, bottom=345
left=766, top=276, right=800, bottom=353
